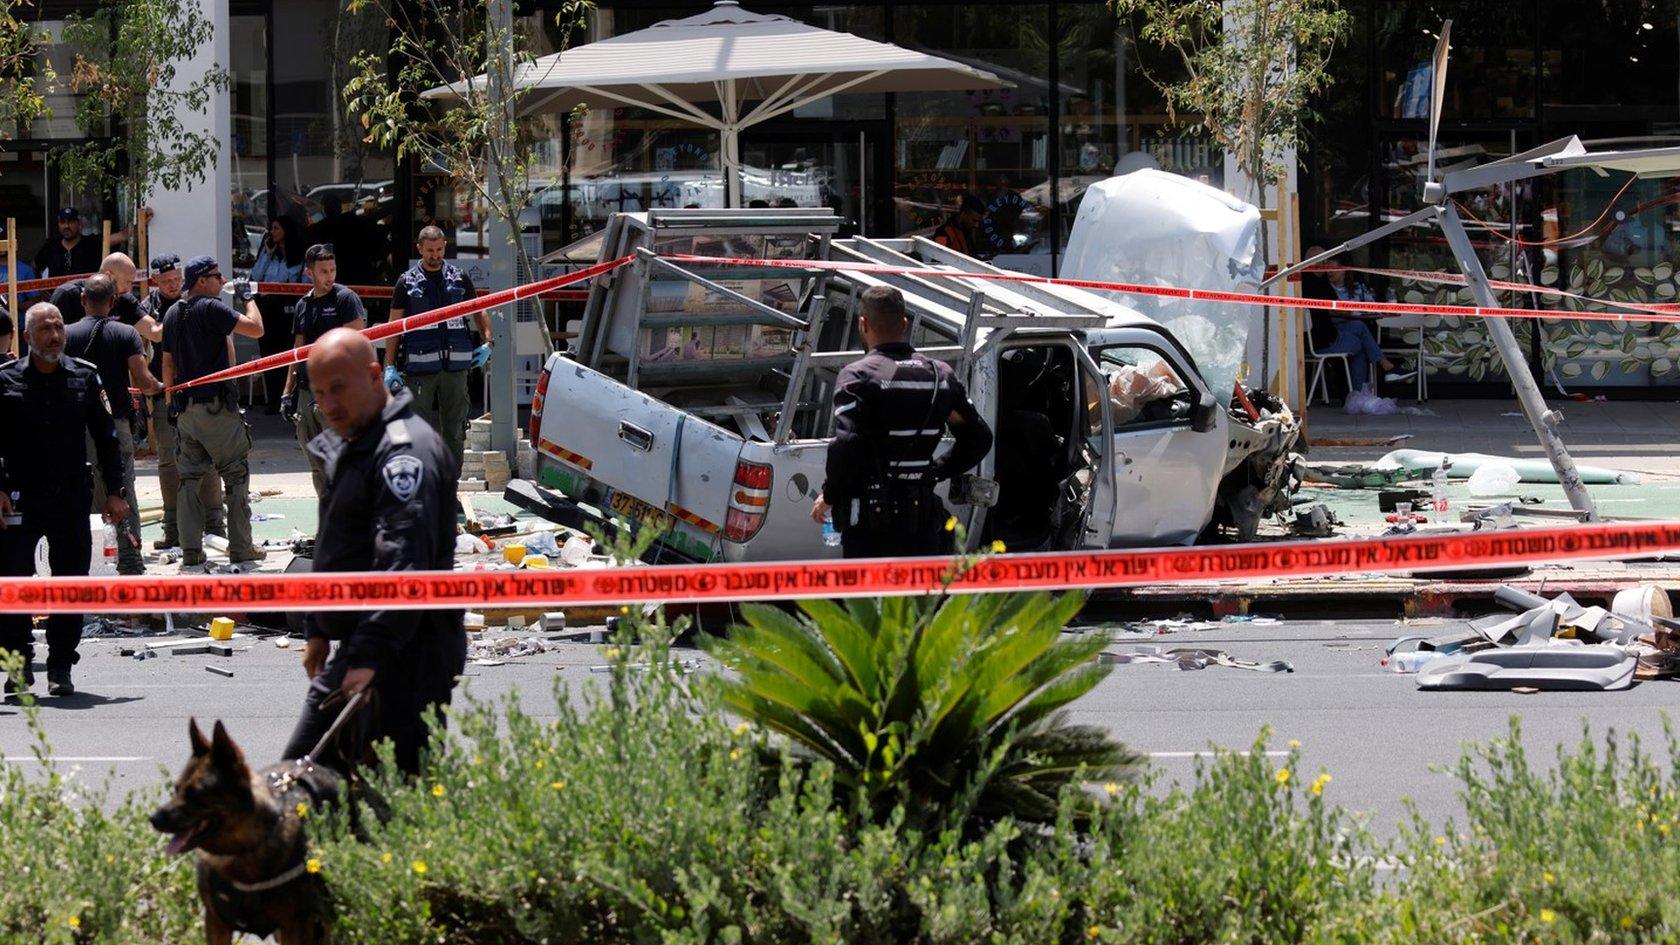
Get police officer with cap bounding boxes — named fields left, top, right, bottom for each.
left=383, top=225, right=492, bottom=470
left=141, top=253, right=224, bottom=548
left=811, top=285, right=993, bottom=558
left=0, top=302, right=129, bottom=698
left=160, top=255, right=265, bottom=568
left=281, top=244, right=367, bottom=497
left=283, top=328, right=464, bottom=774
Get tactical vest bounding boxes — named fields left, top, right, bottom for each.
left=398, top=265, right=473, bottom=375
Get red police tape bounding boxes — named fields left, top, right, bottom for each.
left=161, top=251, right=1680, bottom=395
left=664, top=254, right=1680, bottom=326
left=0, top=521, right=1675, bottom=614
left=165, top=255, right=633, bottom=393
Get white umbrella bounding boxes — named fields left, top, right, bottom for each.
left=424, top=0, right=1008, bottom=206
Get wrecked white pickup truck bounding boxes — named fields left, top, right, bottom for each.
left=522, top=187, right=1300, bottom=563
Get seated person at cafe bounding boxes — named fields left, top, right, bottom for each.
left=1301, top=247, right=1412, bottom=394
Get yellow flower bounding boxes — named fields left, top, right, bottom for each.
left=305, top=858, right=321, bottom=875
left=1289, top=739, right=1302, bottom=750
left=551, top=781, right=567, bottom=791
left=1310, top=773, right=1332, bottom=797
left=733, top=722, right=750, bottom=736
left=729, top=748, right=742, bottom=761
left=944, top=516, right=958, bottom=532
left=1540, top=908, right=1556, bottom=924
left=470, top=756, right=481, bottom=767
left=1275, top=768, right=1291, bottom=785
left=534, top=758, right=545, bottom=769
left=1086, top=925, right=1101, bottom=941
left=990, top=540, right=1007, bottom=554
left=1660, top=823, right=1670, bottom=836
left=295, top=802, right=310, bottom=819
left=66, top=916, right=80, bottom=930
left=1542, top=871, right=1555, bottom=884
left=619, top=605, right=630, bottom=615
left=411, top=859, right=428, bottom=876
left=1623, top=917, right=1635, bottom=930
left=381, top=852, right=393, bottom=864
left=431, top=783, right=446, bottom=798
left=1102, top=782, right=1120, bottom=797
left=1434, top=836, right=1447, bottom=846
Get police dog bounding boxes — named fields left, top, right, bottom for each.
left=151, top=720, right=340, bottom=945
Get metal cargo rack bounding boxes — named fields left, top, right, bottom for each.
left=572, top=209, right=1116, bottom=445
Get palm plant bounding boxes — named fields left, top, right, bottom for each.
left=702, top=591, right=1141, bottom=831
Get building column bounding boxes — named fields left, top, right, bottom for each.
left=145, top=0, right=232, bottom=267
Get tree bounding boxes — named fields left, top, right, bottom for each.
left=58, top=0, right=229, bottom=233
left=0, top=0, right=52, bottom=139
left=1112, top=0, right=1349, bottom=261
left=342, top=0, right=592, bottom=279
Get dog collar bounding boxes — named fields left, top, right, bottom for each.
left=225, top=860, right=309, bottom=894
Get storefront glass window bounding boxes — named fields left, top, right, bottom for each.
left=893, top=5, right=1052, bottom=272
left=1373, top=2, right=1536, bottom=121
left=228, top=13, right=268, bottom=270
left=256, top=0, right=395, bottom=286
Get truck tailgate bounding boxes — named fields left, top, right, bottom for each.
left=534, top=356, right=744, bottom=562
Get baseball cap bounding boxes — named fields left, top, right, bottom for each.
left=57, top=206, right=80, bottom=222
left=149, top=253, right=181, bottom=274
left=182, top=255, right=220, bottom=288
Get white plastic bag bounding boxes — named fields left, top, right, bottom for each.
left=1467, top=463, right=1521, bottom=497
left=1344, top=389, right=1401, bottom=415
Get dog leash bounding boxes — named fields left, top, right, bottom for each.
left=221, top=691, right=370, bottom=896
left=302, top=688, right=368, bottom=765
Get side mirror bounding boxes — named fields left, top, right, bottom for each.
left=1191, top=392, right=1220, bottom=433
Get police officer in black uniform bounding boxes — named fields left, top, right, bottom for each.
left=281, top=328, right=464, bottom=775
left=0, top=302, right=129, bottom=698
left=812, top=286, right=993, bottom=558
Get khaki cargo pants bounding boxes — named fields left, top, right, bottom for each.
left=151, top=394, right=224, bottom=541
left=177, top=400, right=254, bottom=558
left=405, top=368, right=469, bottom=469
left=295, top=386, right=327, bottom=497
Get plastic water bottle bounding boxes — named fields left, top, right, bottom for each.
left=1431, top=458, right=1451, bottom=513
left=822, top=511, right=841, bottom=548
left=99, top=520, right=117, bottom=574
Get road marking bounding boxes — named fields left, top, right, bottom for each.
left=3, top=756, right=149, bottom=763
left=1148, top=751, right=1290, bottom=759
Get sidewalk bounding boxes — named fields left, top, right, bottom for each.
left=1097, top=398, right=1680, bottom=619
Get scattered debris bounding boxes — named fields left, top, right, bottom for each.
left=1377, top=449, right=1640, bottom=485
left=1099, top=646, right=1294, bottom=673
left=1395, top=583, right=1673, bottom=692
left=1309, top=435, right=1413, bottom=448
left=205, top=666, right=234, bottom=678
left=467, top=636, right=554, bottom=664
left=1289, top=503, right=1339, bottom=538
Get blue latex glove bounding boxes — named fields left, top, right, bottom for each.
left=470, top=343, right=492, bottom=369
left=382, top=365, right=404, bottom=392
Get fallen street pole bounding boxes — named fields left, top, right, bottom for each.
left=1, top=522, right=1677, bottom=614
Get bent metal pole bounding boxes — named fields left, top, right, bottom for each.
left=1439, top=204, right=1598, bottom=521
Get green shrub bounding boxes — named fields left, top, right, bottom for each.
left=703, top=591, right=1141, bottom=832
left=1388, top=718, right=1680, bottom=944
left=0, top=654, right=198, bottom=943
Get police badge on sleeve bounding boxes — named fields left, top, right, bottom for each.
left=382, top=454, right=425, bottom=502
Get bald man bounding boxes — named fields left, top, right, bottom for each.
left=281, top=328, right=464, bottom=775
left=49, top=253, right=145, bottom=329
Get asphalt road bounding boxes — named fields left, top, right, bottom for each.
left=4, top=619, right=1675, bottom=837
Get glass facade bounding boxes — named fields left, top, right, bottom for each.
left=1303, top=0, right=1680, bottom=392
left=6, top=0, right=1680, bottom=395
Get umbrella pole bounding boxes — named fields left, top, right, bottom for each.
left=723, top=83, right=741, bottom=208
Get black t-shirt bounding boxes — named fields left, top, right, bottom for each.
left=65, top=316, right=145, bottom=419
left=48, top=280, right=140, bottom=326
left=162, top=296, right=240, bottom=400
left=138, top=289, right=180, bottom=379
left=293, top=284, right=367, bottom=388
left=32, top=237, right=101, bottom=279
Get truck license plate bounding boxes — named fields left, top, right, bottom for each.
left=609, top=490, right=673, bottom=532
